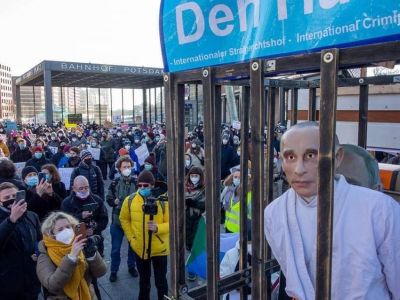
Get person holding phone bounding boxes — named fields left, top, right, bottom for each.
left=21, top=166, right=63, bottom=222
left=36, top=211, right=107, bottom=300
left=0, top=182, right=42, bottom=299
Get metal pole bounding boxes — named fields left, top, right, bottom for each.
left=132, top=89, right=135, bottom=123
left=60, top=87, right=64, bottom=123
left=98, top=88, right=101, bottom=125
left=195, top=84, right=199, bottom=125
left=143, top=88, right=147, bottom=124
left=279, top=87, right=286, bottom=126
left=110, top=88, right=113, bottom=120
left=250, top=60, right=267, bottom=300
left=239, top=86, right=250, bottom=300
left=316, top=48, right=339, bottom=300
left=160, top=87, right=163, bottom=123
left=43, top=69, right=53, bottom=125
left=32, top=86, right=37, bottom=125
left=154, top=88, right=158, bottom=122
left=308, top=88, right=317, bottom=121
left=164, top=73, right=186, bottom=298
left=358, top=84, right=369, bottom=148
left=73, top=87, right=76, bottom=114
left=202, top=67, right=221, bottom=300
left=290, top=88, right=298, bottom=126
left=86, top=88, right=89, bottom=124
left=121, top=88, right=124, bottom=123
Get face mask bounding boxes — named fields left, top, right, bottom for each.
left=51, top=137, right=56, bottom=140
left=72, top=138, right=77, bottom=142
left=139, top=187, right=151, bottom=198
left=190, top=175, right=200, bottom=185
left=55, top=228, right=74, bottom=244
left=237, top=150, right=241, bottom=156
left=76, top=190, right=90, bottom=199
left=125, top=145, right=131, bottom=150
left=117, top=133, right=122, bottom=137
left=222, top=139, right=228, bottom=145
left=91, top=143, right=97, bottom=147
left=19, top=143, right=26, bottom=150
left=121, top=168, right=132, bottom=177
left=1, top=199, right=15, bottom=209
left=155, top=137, right=160, bottom=142
left=84, top=158, right=92, bottom=165
left=134, top=139, right=140, bottom=144
left=34, top=152, right=43, bottom=159
left=144, top=164, right=153, bottom=171
left=191, top=143, right=197, bottom=148
left=233, top=178, right=240, bottom=187
left=26, top=176, right=39, bottom=187
left=185, top=160, right=191, bottom=167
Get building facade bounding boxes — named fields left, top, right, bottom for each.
left=0, top=63, right=15, bottom=119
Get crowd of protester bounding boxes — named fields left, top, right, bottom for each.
left=0, top=119, right=398, bottom=300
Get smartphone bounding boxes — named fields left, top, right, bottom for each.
left=82, top=203, right=99, bottom=212
left=38, top=172, right=46, bottom=183
left=74, top=223, right=87, bottom=239
left=15, top=190, right=26, bottom=204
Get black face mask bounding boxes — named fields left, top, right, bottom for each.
left=2, top=199, right=15, bottom=209
left=84, top=158, right=92, bottom=166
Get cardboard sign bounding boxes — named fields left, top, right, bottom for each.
left=160, top=0, right=400, bottom=72
left=232, top=120, right=241, bottom=130
left=112, top=115, right=122, bottom=124
left=68, top=114, right=83, bottom=124
left=88, top=147, right=101, bottom=160
left=58, top=168, right=74, bottom=190
left=28, top=134, right=37, bottom=142
left=135, top=144, right=150, bottom=166
left=15, top=162, right=26, bottom=178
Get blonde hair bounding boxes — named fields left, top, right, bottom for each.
left=41, top=211, right=79, bottom=236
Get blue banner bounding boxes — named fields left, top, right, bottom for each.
left=160, top=0, right=400, bottom=72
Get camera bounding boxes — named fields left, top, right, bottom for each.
left=83, top=235, right=102, bottom=258
left=142, top=197, right=158, bottom=216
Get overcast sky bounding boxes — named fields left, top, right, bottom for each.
left=0, top=0, right=163, bottom=75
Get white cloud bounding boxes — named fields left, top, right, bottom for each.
left=0, top=0, right=163, bottom=75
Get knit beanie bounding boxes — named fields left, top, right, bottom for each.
left=144, top=153, right=156, bottom=166
left=21, top=166, right=38, bottom=180
left=80, top=149, right=92, bottom=160
left=137, top=170, right=155, bottom=186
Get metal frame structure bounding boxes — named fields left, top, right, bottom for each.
left=164, top=41, right=400, bottom=300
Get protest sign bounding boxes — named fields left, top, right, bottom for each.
left=135, top=144, right=150, bottom=166
left=15, top=162, right=26, bottom=177
left=58, top=168, right=74, bottom=190
left=88, top=147, right=101, bottom=160
left=49, top=146, right=58, bottom=155
left=232, top=121, right=241, bottom=130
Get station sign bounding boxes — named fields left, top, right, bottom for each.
left=67, top=114, right=83, bottom=124
left=160, top=0, right=400, bottom=72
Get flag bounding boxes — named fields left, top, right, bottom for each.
left=186, top=216, right=239, bottom=279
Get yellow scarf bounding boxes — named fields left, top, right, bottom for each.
left=43, top=235, right=91, bottom=300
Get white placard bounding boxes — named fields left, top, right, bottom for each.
left=232, top=120, right=241, bottom=130
left=58, top=168, right=74, bottom=190
left=49, top=146, right=58, bottom=154
left=112, top=115, right=122, bottom=124
left=135, top=144, right=149, bottom=166
left=88, top=147, right=101, bottom=160
left=15, top=162, right=26, bottom=177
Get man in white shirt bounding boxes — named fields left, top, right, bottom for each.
left=264, top=121, right=400, bottom=300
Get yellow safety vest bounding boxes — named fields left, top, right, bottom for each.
left=224, top=192, right=252, bottom=233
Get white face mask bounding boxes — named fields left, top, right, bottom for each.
left=55, top=228, right=74, bottom=244
left=185, top=160, right=191, bottom=167
left=233, top=178, right=240, bottom=187
left=121, top=168, right=132, bottom=177
left=125, top=145, right=131, bottom=150
left=190, top=175, right=200, bottom=185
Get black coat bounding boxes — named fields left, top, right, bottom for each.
left=25, top=156, right=50, bottom=171
left=70, top=162, right=104, bottom=200
left=60, top=193, right=108, bottom=235
left=26, top=189, right=63, bottom=222
left=0, top=208, right=42, bottom=299
left=10, top=147, right=32, bottom=163
left=220, top=144, right=240, bottom=180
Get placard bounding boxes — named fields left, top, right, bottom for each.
left=28, top=134, right=37, bottom=142
left=68, top=114, right=83, bottom=124
left=232, top=120, right=241, bottom=130
left=160, top=0, right=400, bottom=72
left=88, top=147, right=101, bottom=160
left=49, top=146, right=58, bottom=155
left=112, top=115, right=122, bottom=124
left=15, top=162, right=26, bottom=177
left=135, top=144, right=150, bottom=166
left=58, top=168, right=74, bottom=190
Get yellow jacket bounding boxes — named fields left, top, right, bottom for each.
left=0, top=141, right=10, bottom=157
left=119, top=192, right=169, bottom=259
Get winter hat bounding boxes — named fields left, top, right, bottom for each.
left=33, top=146, right=43, bottom=152
left=144, top=153, right=156, bottom=166
left=21, top=166, right=38, bottom=180
left=118, top=148, right=129, bottom=156
left=80, top=149, right=92, bottom=160
left=137, top=170, right=155, bottom=186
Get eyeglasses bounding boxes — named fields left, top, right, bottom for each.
left=137, top=183, right=150, bottom=188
